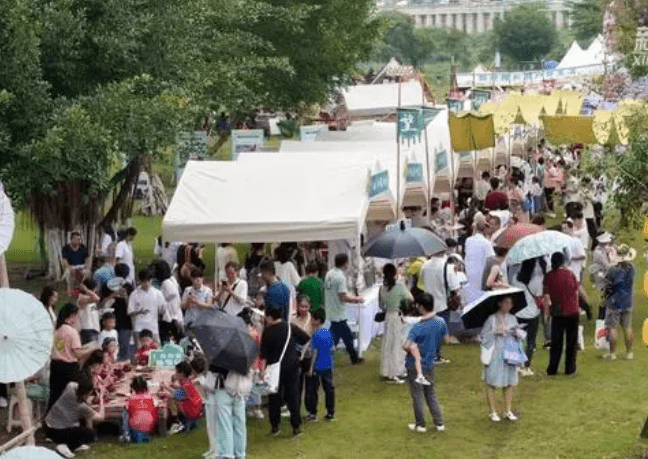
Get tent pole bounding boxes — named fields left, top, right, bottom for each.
left=422, top=91, right=432, bottom=222
left=396, top=79, right=402, bottom=220
left=0, top=255, right=35, bottom=446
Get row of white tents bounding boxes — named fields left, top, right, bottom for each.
left=557, top=35, right=611, bottom=70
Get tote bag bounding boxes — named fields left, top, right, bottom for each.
left=480, top=344, right=494, bottom=366
left=263, top=324, right=291, bottom=394
left=503, top=337, right=528, bottom=366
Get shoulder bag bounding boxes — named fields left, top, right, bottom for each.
left=374, top=286, right=386, bottom=322
left=263, top=323, right=291, bottom=394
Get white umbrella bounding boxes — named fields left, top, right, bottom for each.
left=0, top=289, right=54, bottom=383
left=3, top=446, right=62, bottom=459
left=0, top=184, right=15, bottom=256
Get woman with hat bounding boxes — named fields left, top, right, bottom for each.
left=591, top=232, right=614, bottom=319
left=603, top=244, right=636, bottom=361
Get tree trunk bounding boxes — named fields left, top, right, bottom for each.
left=45, top=228, right=66, bottom=280
left=100, top=157, right=141, bottom=229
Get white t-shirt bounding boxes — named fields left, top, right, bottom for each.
left=127, top=286, right=166, bottom=335
left=274, top=261, right=300, bottom=288
left=420, top=256, right=460, bottom=313
left=221, top=279, right=248, bottom=317
left=161, top=277, right=183, bottom=325
left=100, top=234, right=113, bottom=255
left=573, top=225, right=589, bottom=253
left=115, top=241, right=135, bottom=283
left=464, top=233, right=495, bottom=304
left=216, top=246, right=239, bottom=281
left=567, top=236, right=586, bottom=281
left=79, top=302, right=100, bottom=333
left=474, top=179, right=490, bottom=201
left=98, top=329, right=118, bottom=347
left=155, top=241, right=181, bottom=269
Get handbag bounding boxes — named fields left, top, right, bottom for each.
left=480, top=345, right=494, bottom=366
left=262, top=323, right=291, bottom=394
left=503, top=336, right=528, bottom=366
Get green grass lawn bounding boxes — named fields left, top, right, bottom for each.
left=5, top=212, right=648, bottom=458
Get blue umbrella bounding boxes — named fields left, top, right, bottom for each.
left=364, top=221, right=446, bottom=259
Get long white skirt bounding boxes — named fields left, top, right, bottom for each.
left=380, top=311, right=406, bottom=378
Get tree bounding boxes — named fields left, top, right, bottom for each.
left=566, top=0, right=603, bottom=45
left=370, top=13, right=435, bottom=68
left=494, top=3, right=558, bottom=62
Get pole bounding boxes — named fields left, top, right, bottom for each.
left=422, top=90, right=432, bottom=223
left=396, top=79, right=402, bottom=221
left=0, top=255, right=35, bottom=446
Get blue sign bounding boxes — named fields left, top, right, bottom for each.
left=435, top=150, right=448, bottom=172
left=406, top=163, right=424, bottom=183
left=370, top=170, right=389, bottom=198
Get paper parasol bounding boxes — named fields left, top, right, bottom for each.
left=0, top=289, right=54, bottom=383
left=4, top=446, right=62, bottom=459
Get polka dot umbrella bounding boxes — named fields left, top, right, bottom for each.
left=0, top=289, right=54, bottom=383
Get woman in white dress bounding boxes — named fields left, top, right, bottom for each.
left=379, top=264, right=412, bottom=383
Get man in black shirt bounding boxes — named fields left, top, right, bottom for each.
left=260, top=308, right=310, bottom=437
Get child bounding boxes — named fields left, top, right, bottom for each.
left=121, top=376, right=158, bottom=443
left=161, top=361, right=204, bottom=434
left=102, top=337, right=118, bottom=364
left=240, top=308, right=264, bottom=419
left=305, top=309, right=336, bottom=421
left=98, top=312, right=119, bottom=357
left=190, top=354, right=215, bottom=458
left=135, top=329, right=159, bottom=367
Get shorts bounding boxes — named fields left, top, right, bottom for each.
left=605, top=308, right=632, bottom=329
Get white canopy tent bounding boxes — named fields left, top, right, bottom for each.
left=162, top=160, right=370, bottom=243
left=557, top=41, right=587, bottom=69
left=341, top=80, right=425, bottom=118
left=314, top=121, right=396, bottom=142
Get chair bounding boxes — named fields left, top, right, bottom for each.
left=6, top=395, right=33, bottom=432
left=6, top=383, right=48, bottom=432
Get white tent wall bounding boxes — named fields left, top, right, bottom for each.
left=315, top=121, right=396, bottom=142
left=162, top=160, right=370, bottom=244
left=341, top=80, right=425, bottom=118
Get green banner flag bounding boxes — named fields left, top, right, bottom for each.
left=397, top=107, right=441, bottom=145
left=435, top=148, right=448, bottom=172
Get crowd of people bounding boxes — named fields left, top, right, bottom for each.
left=0, top=142, right=639, bottom=455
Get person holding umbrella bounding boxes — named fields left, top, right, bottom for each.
left=480, top=295, right=525, bottom=422
left=543, top=252, right=587, bottom=376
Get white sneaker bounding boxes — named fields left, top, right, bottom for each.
left=0, top=397, right=7, bottom=408
left=603, top=352, right=617, bottom=361
left=169, top=423, right=185, bottom=435
left=56, top=444, right=75, bottom=458
left=280, top=406, right=290, bottom=418
left=505, top=411, right=518, bottom=421
left=74, top=445, right=90, bottom=452
left=408, top=423, right=427, bottom=433
left=251, top=408, right=265, bottom=419
left=435, top=424, right=446, bottom=432
left=202, top=449, right=216, bottom=458
left=489, top=412, right=501, bottom=422
left=626, top=352, right=634, bottom=360
left=414, top=374, right=431, bottom=386
left=387, top=376, right=405, bottom=384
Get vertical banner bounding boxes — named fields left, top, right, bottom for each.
left=405, top=163, right=424, bottom=184
left=300, top=125, right=327, bottom=142
left=175, top=131, right=208, bottom=182
left=231, top=129, right=265, bottom=160
left=435, top=148, right=449, bottom=172
left=369, top=170, right=389, bottom=198
left=470, top=90, right=490, bottom=111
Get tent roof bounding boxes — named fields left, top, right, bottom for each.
left=162, top=160, right=370, bottom=243
left=314, top=121, right=396, bottom=142
left=557, top=41, right=587, bottom=69
left=342, top=81, right=425, bottom=117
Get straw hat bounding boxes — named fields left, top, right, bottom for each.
left=596, top=232, right=613, bottom=244
left=610, top=244, right=636, bottom=264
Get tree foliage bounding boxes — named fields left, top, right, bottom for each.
left=370, top=13, right=435, bottom=68
left=566, top=0, right=603, bottom=45
left=494, top=3, right=558, bottom=62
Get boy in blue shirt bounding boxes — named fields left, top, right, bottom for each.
left=304, top=310, right=335, bottom=422
left=403, top=293, right=449, bottom=433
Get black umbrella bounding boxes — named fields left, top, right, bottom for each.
left=364, top=220, right=446, bottom=259
left=189, top=308, right=259, bottom=375
left=461, top=288, right=527, bottom=329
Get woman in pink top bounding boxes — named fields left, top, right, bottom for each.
left=48, top=303, right=101, bottom=411
left=543, top=160, right=561, bottom=215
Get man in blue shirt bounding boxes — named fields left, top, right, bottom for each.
left=260, top=260, right=291, bottom=321
left=305, top=310, right=335, bottom=421
left=604, top=244, right=636, bottom=360
left=403, top=293, right=449, bottom=433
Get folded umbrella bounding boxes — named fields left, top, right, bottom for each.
left=364, top=221, right=446, bottom=259
left=506, top=230, right=574, bottom=265
left=190, top=308, right=259, bottom=375
left=494, top=223, right=543, bottom=249
left=461, top=288, right=527, bottom=329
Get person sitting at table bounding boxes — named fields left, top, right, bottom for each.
left=161, top=361, right=204, bottom=434
left=102, top=337, right=118, bottom=364
left=83, top=350, right=113, bottom=395
left=135, top=329, right=159, bottom=367
left=121, top=376, right=158, bottom=443
left=44, top=372, right=106, bottom=458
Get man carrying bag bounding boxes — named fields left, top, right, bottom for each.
left=260, top=308, right=310, bottom=437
